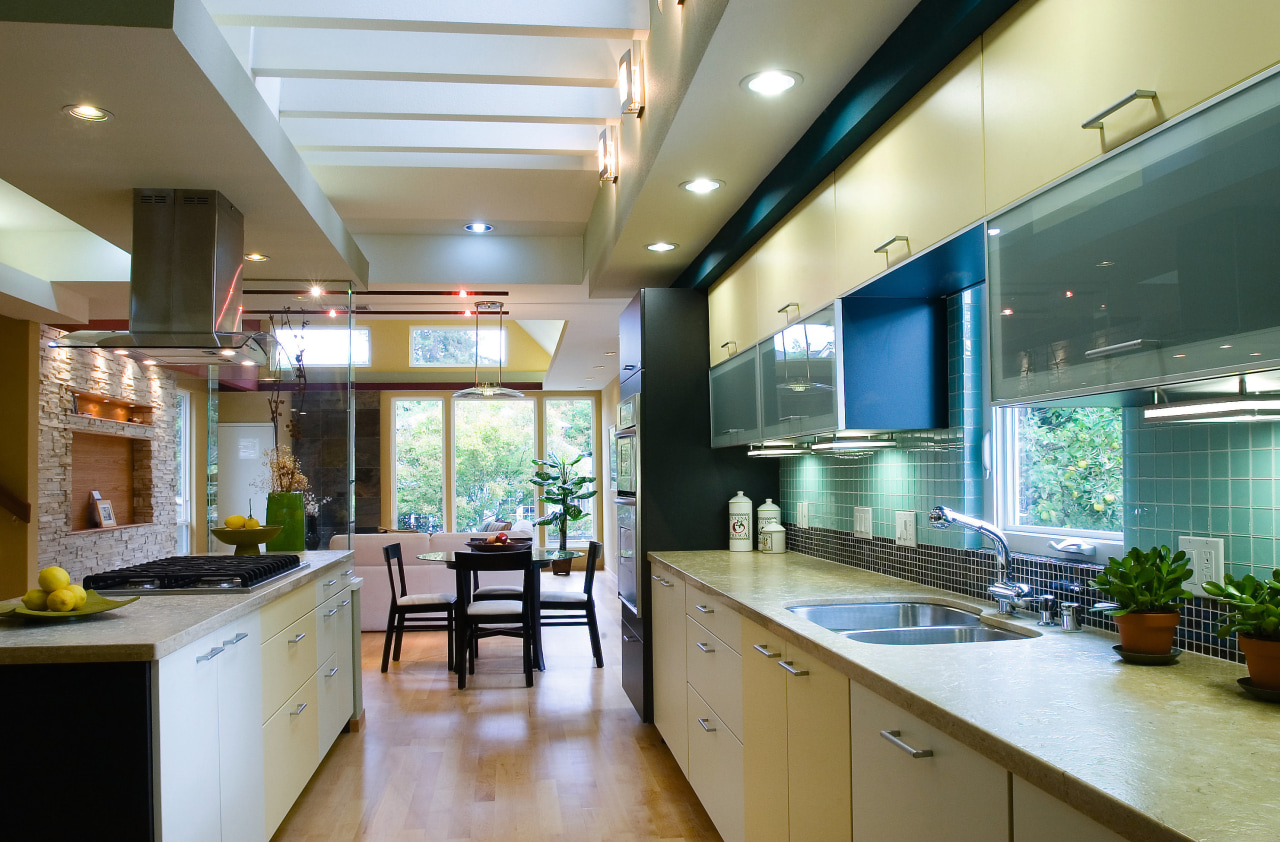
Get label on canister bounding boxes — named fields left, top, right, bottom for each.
left=729, top=514, right=751, bottom=550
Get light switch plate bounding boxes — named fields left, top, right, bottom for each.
left=854, top=507, right=872, bottom=539
left=1179, top=536, right=1225, bottom=597
left=895, top=511, right=917, bottom=547
left=797, top=501, right=809, bottom=529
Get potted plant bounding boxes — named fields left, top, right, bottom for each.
left=257, top=445, right=310, bottom=552
left=1093, top=545, right=1194, bottom=655
left=1203, top=570, right=1280, bottom=691
left=532, top=451, right=596, bottom=574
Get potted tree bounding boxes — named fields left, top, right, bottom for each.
left=532, top=451, right=596, bottom=574
left=1203, top=570, right=1280, bottom=691
left=1093, top=545, right=1194, bottom=656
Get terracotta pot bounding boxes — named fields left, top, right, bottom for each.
left=550, top=557, right=572, bottom=575
left=1238, top=635, right=1280, bottom=691
left=1113, top=610, right=1180, bottom=655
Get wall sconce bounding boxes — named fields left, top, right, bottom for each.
left=598, top=126, right=618, bottom=183
left=619, top=44, right=644, bottom=116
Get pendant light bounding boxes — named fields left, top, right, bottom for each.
left=453, top=300, right=525, bottom=399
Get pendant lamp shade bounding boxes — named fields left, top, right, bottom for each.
left=453, top=301, right=524, bottom=399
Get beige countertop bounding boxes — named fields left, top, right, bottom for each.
left=649, top=549, right=1280, bottom=842
left=0, top=550, right=355, bottom=664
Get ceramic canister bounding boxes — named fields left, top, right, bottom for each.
left=760, top=522, right=787, bottom=554
left=729, top=490, right=753, bottom=552
left=756, top=498, right=781, bottom=547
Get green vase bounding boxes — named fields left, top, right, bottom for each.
left=265, top=491, right=305, bottom=552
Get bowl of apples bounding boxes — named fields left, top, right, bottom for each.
left=465, top=532, right=533, bottom=552
left=211, top=514, right=283, bottom=555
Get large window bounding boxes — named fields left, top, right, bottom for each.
left=274, top=327, right=371, bottom=368
left=544, top=398, right=596, bottom=543
left=174, top=389, right=192, bottom=553
left=394, top=399, right=445, bottom=532
left=453, top=400, right=536, bottom=531
left=411, top=327, right=506, bottom=367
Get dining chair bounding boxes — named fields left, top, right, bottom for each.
left=453, top=549, right=538, bottom=688
left=538, top=541, right=604, bottom=668
left=381, top=542, right=457, bottom=674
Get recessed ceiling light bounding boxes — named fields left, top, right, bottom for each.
left=63, top=104, right=113, bottom=122
left=1221, top=344, right=1233, bottom=349
left=604, top=351, right=616, bottom=356
left=593, top=365, right=605, bottom=369
left=244, top=253, right=270, bottom=262
left=464, top=222, right=494, bottom=233
left=741, top=70, right=802, bottom=97
left=682, top=178, right=724, bottom=194
left=1251, top=352, right=1263, bottom=356
left=646, top=241, right=678, bottom=252
left=1173, top=354, right=1187, bottom=359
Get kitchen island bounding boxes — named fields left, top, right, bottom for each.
left=650, top=549, right=1279, bottom=842
left=0, top=550, right=359, bottom=841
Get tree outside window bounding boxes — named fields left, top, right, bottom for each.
left=453, top=400, right=536, bottom=531
left=394, top=399, right=444, bottom=532
left=544, top=399, right=595, bottom=542
left=1010, top=406, right=1123, bottom=533
left=410, top=327, right=505, bottom=367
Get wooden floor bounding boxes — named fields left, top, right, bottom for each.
left=274, top=571, right=721, bottom=842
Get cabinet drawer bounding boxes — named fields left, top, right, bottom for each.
left=262, top=612, right=317, bottom=722
left=263, top=674, right=320, bottom=839
left=685, top=616, right=743, bottom=740
left=685, top=586, right=741, bottom=654
left=260, top=583, right=314, bottom=642
left=650, top=569, right=689, bottom=776
left=318, top=649, right=353, bottom=758
left=688, top=685, right=745, bottom=842
left=316, top=587, right=352, bottom=669
left=315, top=571, right=345, bottom=606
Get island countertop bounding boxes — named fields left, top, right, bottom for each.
left=649, top=549, right=1280, bottom=842
left=0, top=550, right=355, bottom=664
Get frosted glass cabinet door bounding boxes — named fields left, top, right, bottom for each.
left=989, top=69, right=1280, bottom=404
left=710, top=350, right=761, bottom=448
left=759, top=307, right=838, bottom=439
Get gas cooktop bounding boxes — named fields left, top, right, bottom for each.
left=84, top=554, right=307, bottom=595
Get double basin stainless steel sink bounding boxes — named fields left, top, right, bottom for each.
left=787, top=602, right=1029, bottom=645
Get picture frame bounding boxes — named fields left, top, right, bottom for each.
left=94, top=498, right=117, bottom=528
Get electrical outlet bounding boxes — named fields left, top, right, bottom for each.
left=1179, top=536, right=1225, bottom=597
left=797, top=501, right=809, bottom=529
left=854, top=507, right=872, bottom=539
left=895, top=511, right=917, bottom=547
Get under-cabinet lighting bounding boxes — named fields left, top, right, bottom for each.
left=810, top=439, right=896, bottom=451
left=219, top=349, right=236, bottom=357
left=1144, top=398, right=1280, bottom=423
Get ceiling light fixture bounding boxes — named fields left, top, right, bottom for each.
left=598, top=127, right=618, bottom=184
left=464, top=222, right=493, bottom=233
left=454, top=300, right=524, bottom=400
left=604, top=351, right=616, bottom=356
left=619, top=45, right=644, bottom=116
left=63, top=104, right=113, bottom=122
left=244, top=253, right=270, bottom=262
left=310, top=285, right=324, bottom=297
left=682, top=178, right=724, bottom=194
left=741, top=70, right=803, bottom=97
left=646, top=242, right=678, bottom=252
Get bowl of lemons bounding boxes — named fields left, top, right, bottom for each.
left=1, top=565, right=139, bottom=620
left=211, top=514, right=283, bottom=555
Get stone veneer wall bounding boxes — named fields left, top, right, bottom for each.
left=39, top=326, right=178, bottom=580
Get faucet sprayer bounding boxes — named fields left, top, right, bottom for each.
left=929, top=506, right=1031, bottom=614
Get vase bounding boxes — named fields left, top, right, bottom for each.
left=1238, top=634, right=1280, bottom=691
left=265, top=491, right=306, bottom=552
left=551, top=522, right=572, bottom=574
left=304, top=515, right=321, bottom=551
left=1113, top=610, right=1180, bottom=655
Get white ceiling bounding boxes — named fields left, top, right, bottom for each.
left=0, top=0, right=917, bottom=389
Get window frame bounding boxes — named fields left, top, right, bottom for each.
left=273, top=326, right=371, bottom=368
left=409, top=325, right=507, bottom=368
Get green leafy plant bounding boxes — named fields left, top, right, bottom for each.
left=1092, top=545, right=1194, bottom=616
left=1202, top=571, right=1280, bottom=641
left=532, top=450, right=597, bottom=551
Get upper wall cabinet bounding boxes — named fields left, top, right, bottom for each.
left=834, top=40, right=986, bottom=293
left=759, top=306, right=838, bottom=440
left=710, top=350, right=762, bottom=449
left=708, top=259, right=759, bottom=367
left=989, top=68, right=1280, bottom=404
left=983, top=0, right=1280, bottom=212
left=754, top=177, right=838, bottom=337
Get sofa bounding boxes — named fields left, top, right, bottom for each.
left=332, top=529, right=534, bottom=630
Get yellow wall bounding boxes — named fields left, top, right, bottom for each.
left=354, top=318, right=552, bottom=382
left=0, top=317, right=39, bottom=597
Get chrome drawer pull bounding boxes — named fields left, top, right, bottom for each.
left=340, top=599, right=351, bottom=607
left=658, top=579, right=673, bottom=587
left=753, top=643, right=782, bottom=658
left=326, top=608, right=339, bottom=617
left=324, top=579, right=338, bottom=587
left=698, top=718, right=716, bottom=732
left=196, top=646, right=224, bottom=663
left=223, top=632, right=249, bottom=646
left=1081, top=89, right=1157, bottom=130
left=880, top=729, right=934, bottom=758
left=1083, top=338, right=1159, bottom=359
left=341, top=569, right=353, bottom=576
left=290, top=703, right=308, bottom=716
left=290, top=632, right=306, bottom=644
left=622, top=634, right=638, bottom=643
left=695, top=604, right=714, bottom=614
left=327, top=666, right=339, bottom=678
left=696, top=642, right=715, bottom=653
left=873, top=234, right=909, bottom=254
left=777, top=660, right=808, bottom=676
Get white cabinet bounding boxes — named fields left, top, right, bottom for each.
left=688, top=684, right=745, bottom=842
left=317, top=588, right=354, bottom=756
left=1012, top=776, right=1126, bottom=842
left=685, top=615, right=743, bottom=739
left=651, top=569, right=688, bottom=775
left=215, top=614, right=265, bottom=842
left=848, top=680, right=1007, bottom=842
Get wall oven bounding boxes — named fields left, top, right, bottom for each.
left=615, top=495, right=639, bottom=615
left=614, top=392, right=640, bottom=615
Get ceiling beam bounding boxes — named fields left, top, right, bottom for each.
left=282, top=118, right=600, bottom=153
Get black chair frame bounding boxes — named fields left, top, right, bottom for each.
left=381, top=542, right=456, bottom=673
left=538, top=541, right=604, bottom=668
left=453, top=550, right=539, bottom=688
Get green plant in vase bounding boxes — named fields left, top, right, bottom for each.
left=256, top=446, right=310, bottom=552
left=532, top=451, right=596, bottom=572
left=1203, top=570, right=1280, bottom=691
left=1093, top=545, right=1193, bottom=656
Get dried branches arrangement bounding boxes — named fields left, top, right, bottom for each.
left=255, top=445, right=311, bottom=494
left=266, top=310, right=309, bottom=448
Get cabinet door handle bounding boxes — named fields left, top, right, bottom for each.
left=873, top=235, right=908, bottom=254
left=290, top=632, right=307, bottom=644
left=340, top=599, right=351, bottom=607
left=290, top=703, right=308, bottom=717
left=880, top=729, right=934, bottom=758
left=777, top=660, right=808, bottom=676
left=695, top=604, right=714, bottom=614
left=1081, top=89, right=1157, bottom=130
left=720, top=340, right=738, bottom=357
left=753, top=643, right=782, bottom=658
left=326, top=666, right=340, bottom=678
left=1083, top=338, right=1160, bottom=359
left=342, top=569, right=353, bottom=576
left=777, top=302, right=799, bottom=315
left=324, top=579, right=338, bottom=587
left=697, top=717, right=716, bottom=732
left=622, top=634, right=639, bottom=643
left=326, top=607, right=339, bottom=617
left=223, top=632, right=249, bottom=646
left=696, top=642, right=715, bottom=653
left=196, top=646, right=224, bottom=663
left=651, top=574, right=672, bottom=587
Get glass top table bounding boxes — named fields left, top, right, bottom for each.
left=416, top=548, right=582, bottom=564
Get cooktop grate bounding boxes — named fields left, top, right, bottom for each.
left=84, top=554, right=303, bottom=592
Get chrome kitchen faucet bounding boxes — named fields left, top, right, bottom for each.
left=929, top=506, right=1032, bottom=615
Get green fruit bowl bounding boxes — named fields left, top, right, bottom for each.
left=1, top=590, right=139, bottom=620
left=211, top=526, right=284, bottom=555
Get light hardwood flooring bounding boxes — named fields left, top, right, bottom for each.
left=274, top=570, right=721, bottom=842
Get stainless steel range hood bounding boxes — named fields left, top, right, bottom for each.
left=52, top=189, right=272, bottom=367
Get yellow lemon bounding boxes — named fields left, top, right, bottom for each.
left=37, top=566, right=71, bottom=594
left=245, top=517, right=261, bottom=530
left=21, top=588, right=48, bottom=611
left=66, top=584, right=88, bottom=609
left=224, top=515, right=247, bottom=530
left=46, top=588, right=78, bottom=612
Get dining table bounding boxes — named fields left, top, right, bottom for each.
left=417, top=547, right=584, bottom=672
